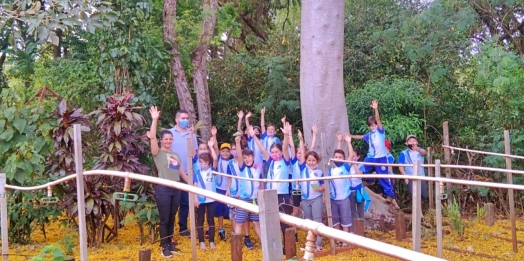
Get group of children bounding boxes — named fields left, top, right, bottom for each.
left=154, top=99, right=428, bottom=255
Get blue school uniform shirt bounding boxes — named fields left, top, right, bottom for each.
left=227, top=160, right=239, bottom=197
left=363, top=127, right=387, bottom=158
left=261, top=132, right=281, bottom=153
left=328, top=163, right=351, bottom=200
left=216, top=157, right=232, bottom=191
left=193, top=167, right=216, bottom=204
left=397, top=149, right=426, bottom=176
left=386, top=153, right=394, bottom=174
left=297, top=163, right=324, bottom=200
left=232, top=162, right=261, bottom=200
left=349, top=164, right=364, bottom=189
left=290, top=156, right=300, bottom=190
left=247, top=136, right=264, bottom=165
left=265, top=157, right=291, bottom=194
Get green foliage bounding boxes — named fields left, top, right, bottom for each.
left=346, top=78, right=433, bottom=145
left=444, top=197, right=465, bottom=238
left=8, top=188, right=62, bottom=245
left=119, top=194, right=159, bottom=244
left=90, top=93, right=148, bottom=173
left=29, top=243, right=70, bottom=261
left=49, top=100, right=91, bottom=176
left=0, top=87, right=51, bottom=184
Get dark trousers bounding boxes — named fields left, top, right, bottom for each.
left=178, top=190, right=189, bottom=231
left=197, top=202, right=216, bottom=243
left=278, top=194, right=292, bottom=236
left=155, top=185, right=181, bottom=247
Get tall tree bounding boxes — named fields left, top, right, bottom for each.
left=300, top=0, right=348, bottom=162
left=163, top=0, right=218, bottom=140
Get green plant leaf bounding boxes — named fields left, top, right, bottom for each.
left=13, top=118, right=27, bottom=133
left=0, top=127, right=14, bottom=141
left=4, top=107, right=15, bottom=121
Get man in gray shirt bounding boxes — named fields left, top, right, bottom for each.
left=168, top=110, right=198, bottom=237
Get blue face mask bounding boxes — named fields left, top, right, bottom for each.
left=334, top=162, right=343, bottom=167
left=179, top=119, right=189, bottom=129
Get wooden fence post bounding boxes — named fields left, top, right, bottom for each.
left=504, top=130, right=517, bottom=252
left=285, top=227, right=297, bottom=259
left=73, top=124, right=88, bottom=261
left=435, top=160, right=443, bottom=258
left=258, top=189, right=283, bottom=261
left=485, top=203, right=494, bottom=226
left=395, top=212, right=406, bottom=241
left=412, top=160, right=422, bottom=252
left=427, top=147, right=434, bottom=209
left=443, top=121, right=452, bottom=206
left=231, top=234, right=243, bottom=261
left=354, top=218, right=365, bottom=237
left=138, top=248, right=151, bottom=261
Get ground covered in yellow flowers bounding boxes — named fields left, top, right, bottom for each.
left=7, top=217, right=524, bottom=261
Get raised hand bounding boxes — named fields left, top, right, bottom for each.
left=281, top=115, right=286, bottom=123
left=370, top=100, right=379, bottom=110
left=312, top=124, right=318, bottom=135
left=344, top=133, right=352, bottom=143
left=237, top=110, right=244, bottom=119
left=336, top=131, right=343, bottom=141
left=235, top=135, right=241, bottom=143
left=260, top=106, right=266, bottom=115
left=211, top=126, right=218, bottom=136
left=245, top=111, right=252, bottom=118
left=281, top=122, right=291, bottom=135
left=207, top=138, right=215, bottom=148
left=247, top=125, right=255, bottom=137
left=298, top=129, right=303, bottom=141
left=149, top=106, right=161, bottom=120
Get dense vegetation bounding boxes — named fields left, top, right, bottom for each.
left=1, top=0, right=524, bottom=246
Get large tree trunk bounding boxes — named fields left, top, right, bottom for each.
left=191, top=0, right=218, bottom=141
left=300, top=0, right=395, bottom=231
left=163, top=0, right=197, bottom=122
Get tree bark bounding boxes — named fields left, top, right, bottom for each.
left=300, top=0, right=348, bottom=164
left=191, top=0, right=218, bottom=141
left=163, top=0, right=197, bottom=122
left=300, top=0, right=395, bottom=230
left=53, top=29, right=62, bottom=59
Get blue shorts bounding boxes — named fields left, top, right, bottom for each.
left=215, top=189, right=229, bottom=218
left=235, top=199, right=259, bottom=223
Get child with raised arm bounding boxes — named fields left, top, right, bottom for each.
left=350, top=100, right=395, bottom=203
left=193, top=138, right=219, bottom=250
left=328, top=133, right=353, bottom=245
left=229, top=135, right=262, bottom=250
left=148, top=106, right=189, bottom=258
left=296, top=129, right=325, bottom=252
left=260, top=107, right=282, bottom=152
left=244, top=111, right=264, bottom=166
left=249, top=122, right=292, bottom=237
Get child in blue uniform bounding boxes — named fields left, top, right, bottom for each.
left=351, top=100, right=395, bottom=203
left=193, top=139, right=218, bottom=250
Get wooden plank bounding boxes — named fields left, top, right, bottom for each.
left=0, top=173, right=8, bottom=261
left=443, top=121, right=452, bottom=206
left=320, top=133, right=336, bottom=255
left=435, top=160, right=443, bottom=258
left=231, top=234, right=243, bottom=261
left=258, top=189, right=284, bottom=261
left=353, top=218, right=364, bottom=237
left=485, top=203, right=495, bottom=226
left=411, top=160, right=422, bottom=252
left=73, top=124, right=88, bottom=261
left=138, top=248, right=151, bottom=261
left=427, top=147, right=434, bottom=209
left=186, top=138, right=197, bottom=261
left=504, top=130, right=517, bottom=252
left=285, top=227, right=297, bottom=259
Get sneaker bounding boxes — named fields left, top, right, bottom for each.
left=218, top=228, right=226, bottom=241
left=199, top=242, right=207, bottom=250
left=180, top=230, right=191, bottom=237
left=161, top=247, right=172, bottom=258
left=168, top=242, right=180, bottom=254
left=210, top=242, right=216, bottom=250
left=244, top=237, right=254, bottom=250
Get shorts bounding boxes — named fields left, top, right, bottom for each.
left=215, top=189, right=229, bottom=217
left=330, top=197, right=352, bottom=227
left=229, top=206, right=237, bottom=221
left=234, top=199, right=259, bottom=223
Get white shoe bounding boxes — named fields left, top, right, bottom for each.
left=210, top=242, right=216, bottom=250
left=199, top=242, right=206, bottom=250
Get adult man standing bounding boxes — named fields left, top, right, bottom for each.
left=169, top=110, right=198, bottom=237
